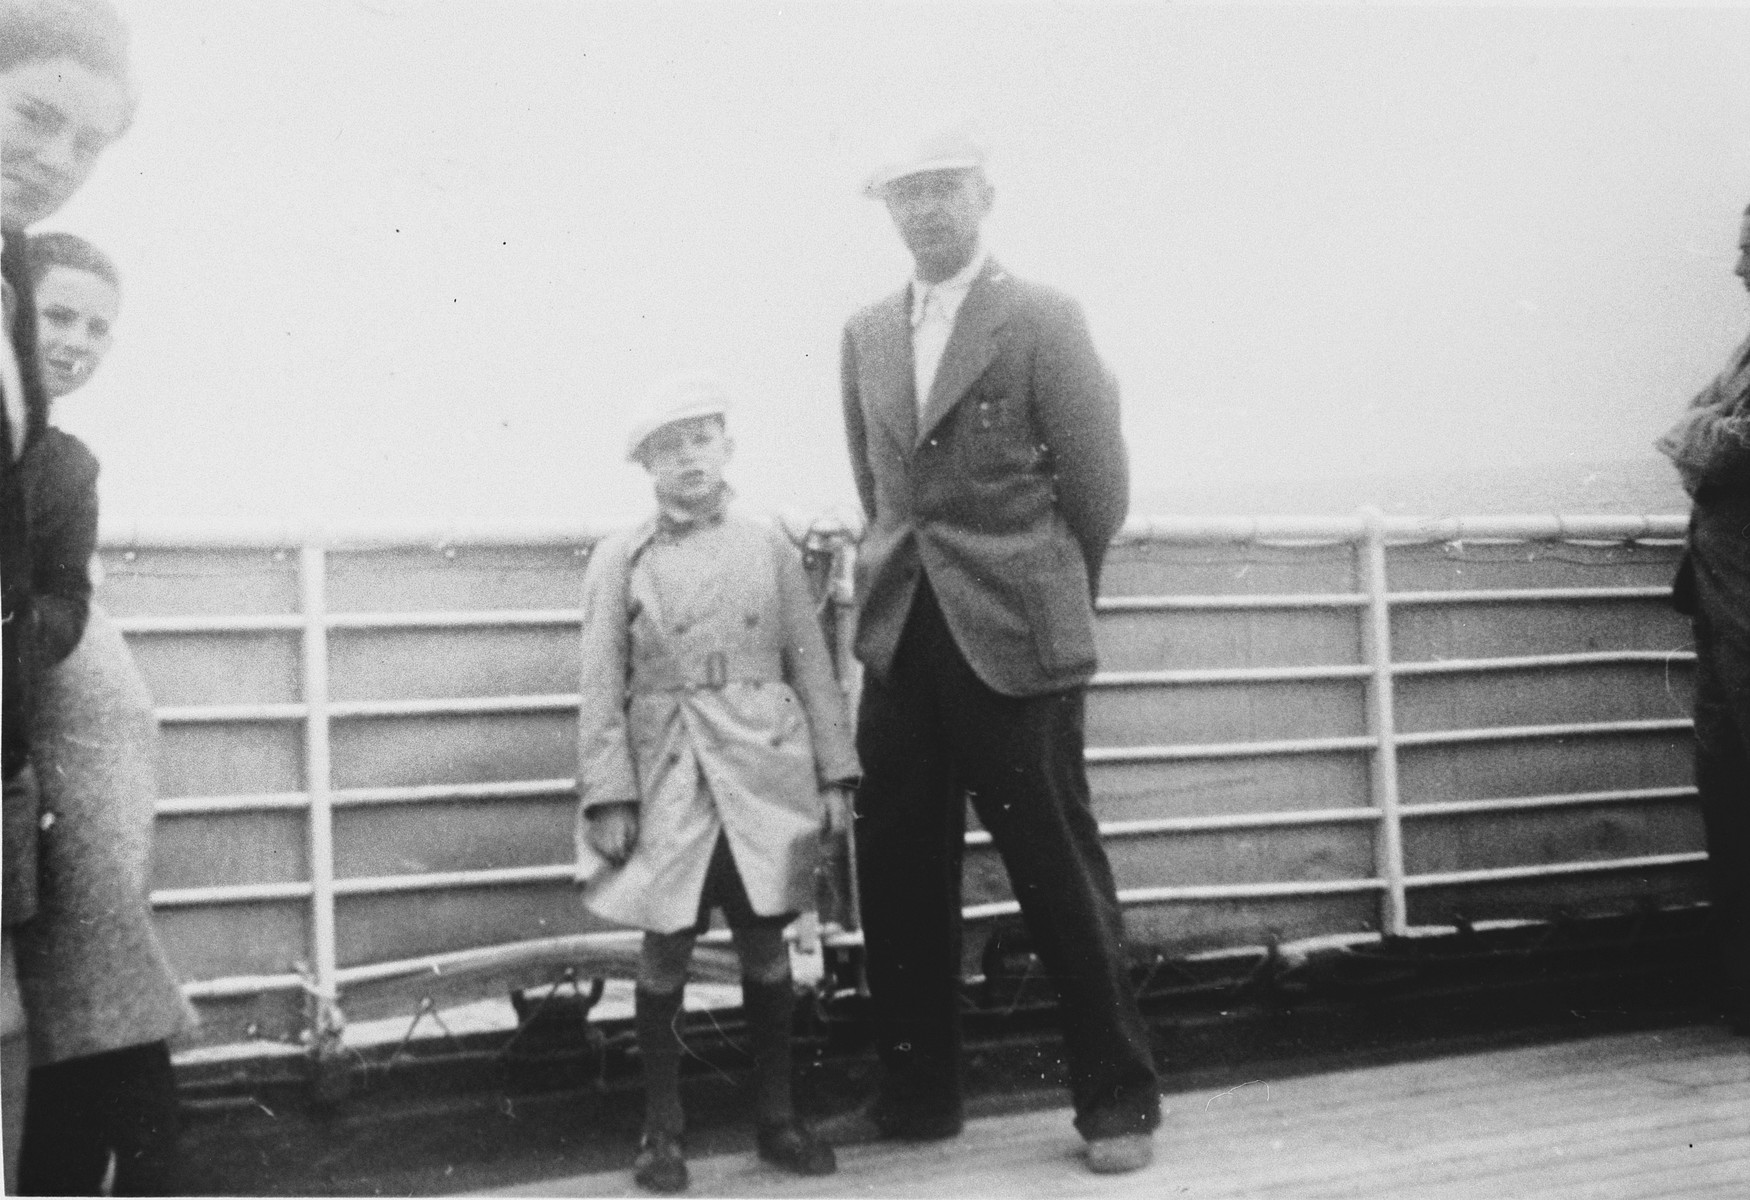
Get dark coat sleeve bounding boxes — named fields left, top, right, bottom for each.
left=1029, top=291, right=1129, bottom=592
left=841, top=324, right=878, bottom=522
left=23, top=429, right=99, bottom=668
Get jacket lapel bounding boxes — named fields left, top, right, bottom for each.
left=917, top=259, right=1010, bottom=447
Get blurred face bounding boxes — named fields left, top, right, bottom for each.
left=639, top=416, right=731, bottom=507
left=1736, top=212, right=1750, bottom=296
left=881, top=168, right=993, bottom=284
left=33, top=265, right=119, bottom=400
left=1, top=58, right=130, bottom=232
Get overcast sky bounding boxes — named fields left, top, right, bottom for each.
left=41, top=0, right=1750, bottom=532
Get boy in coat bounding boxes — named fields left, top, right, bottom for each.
left=575, top=373, right=858, bottom=1193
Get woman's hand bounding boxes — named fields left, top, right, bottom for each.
left=586, top=802, right=640, bottom=867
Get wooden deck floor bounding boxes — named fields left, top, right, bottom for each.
left=484, top=1024, right=1749, bottom=1199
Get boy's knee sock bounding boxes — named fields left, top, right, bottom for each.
left=635, top=986, right=688, bottom=1136
left=740, top=976, right=797, bottom=1126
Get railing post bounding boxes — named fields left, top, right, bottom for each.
left=1359, top=508, right=1409, bottom=937
left=298, top=541, right=345, bottom=1093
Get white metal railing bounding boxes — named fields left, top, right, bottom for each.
left=101, top=511, right=1703, bottom=1037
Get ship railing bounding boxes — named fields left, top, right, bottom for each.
left=95, top=511, right=1700, bottom=1065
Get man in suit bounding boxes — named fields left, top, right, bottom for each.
left=834, top=129, right=1160, bottom=1173
left=1656, top=200, right=1750, bottom=1036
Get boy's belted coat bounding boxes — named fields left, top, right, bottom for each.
left=841, top=258, right=1129, bottom=697
left=573, top=512, right=859, bottom=934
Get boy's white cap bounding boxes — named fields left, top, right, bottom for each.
left=863, top=124, right=987, bottom=199
left=626, top=372, right=731, bottom=461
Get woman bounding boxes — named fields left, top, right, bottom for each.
left=15, top=232, right=194, bottom=1197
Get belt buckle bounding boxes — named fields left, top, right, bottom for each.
left=704, top=651, right=728, bottom=689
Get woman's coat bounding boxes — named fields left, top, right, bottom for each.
left=574, top=512, right=859, bottom=934
left=18, top=609, right=196, bottom=1063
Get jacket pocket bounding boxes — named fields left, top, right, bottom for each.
left=1016, top=539, right=1098, bottom=678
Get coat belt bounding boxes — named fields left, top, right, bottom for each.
left=630, top=649, right=783, bottom=694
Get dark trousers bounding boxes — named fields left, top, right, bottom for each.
left=18, top=1040, right=181, bottom=1196
left=1691, top=610, right=1750, bottom=1014
left=854, top=583, right=1160, bottom=1140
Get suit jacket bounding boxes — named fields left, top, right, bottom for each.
left=841, top=258, right=1129, bottom=697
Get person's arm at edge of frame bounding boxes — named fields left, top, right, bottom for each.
left=1657, top=337, right=1750, bottom=495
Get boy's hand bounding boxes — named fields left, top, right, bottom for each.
left=586, top=802, right=640, bottom=867
left=821, top=785, right=854, bottom=840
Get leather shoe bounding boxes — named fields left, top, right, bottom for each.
left=756, top=1118, right=837, bottom=1176
left=817, top=1100, right=963, bottom=1145
left=633, top=1130, right=688, bottom=1193
left=1086, top=1131, right=1154, bottom=1174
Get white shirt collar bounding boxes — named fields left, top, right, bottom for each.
left=909, top=243, right=989, bottom=326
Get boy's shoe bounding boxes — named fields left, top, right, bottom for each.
left=756, top=1118, right=837, bottom=1176
left=633, top=1130, right=688, bottom=1194
left=1085, top=1132, right=1154, bottom=1174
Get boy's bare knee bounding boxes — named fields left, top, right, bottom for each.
left=639, top=930, right=697, bottom=993
left=732, top=926, right=792, bottom=985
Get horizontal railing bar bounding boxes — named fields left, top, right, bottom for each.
left=1090, top=652, right=1694, bottom=690
left=1115, top=514, right=1687, bottom=544
left=114, top=611, right=581, bottom=636
left=158, top=780, right=579, bottom=816
left=156, top=702, right=307, bottom=724
left=1099, top=593, right=1367, bottom=612
left=1394, top=717, right=1692, bottom=748
left=100, top=520, right=611, bottom=550
left=965, top=808, right=1378, bottom=847
left=103, top=512, right=1687, bottom=551
left=1094, top=664, right=1371, bottom=687
left=963, top=876, right=1387, bottom=919
left=335, top=779, right=577, bottom=807
left=181, top=972, right=308, bottom=1000
left=1404, top=851, right=1708, bottom=889
left=1392, top=650, right=1695, bottom=676
left=331, top=864, right=575, bottom=897
left=326, top=694, right=579, bottom=719
left=1388, top=586, right=1673, bottom=606
left=113, top=614, right=304, bottom=634
left=333, top=930, right=642, bottom=988
left=1378, top=514, right=1688, bottom=542
left=1401, top=786, right=1697, bottom=819
left=152, top=881, right=313, bottom=907
left=1088, top=735, right=1377, bottom=763
left=326, top=609, right=581, bottom=631
left=157, top=792, right=310, bottom=816
left=1115, top=516, right=1368, bottom=543
left=153, top=696, right=582, bottom=724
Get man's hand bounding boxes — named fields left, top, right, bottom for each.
left=821, top=785, right=855, bottom=840
left=586, top=801, right=640, bottom=867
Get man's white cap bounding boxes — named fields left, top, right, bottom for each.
left=862, top=125, right=988, bottom=199
left=626, top=371, right=731, bottom=461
